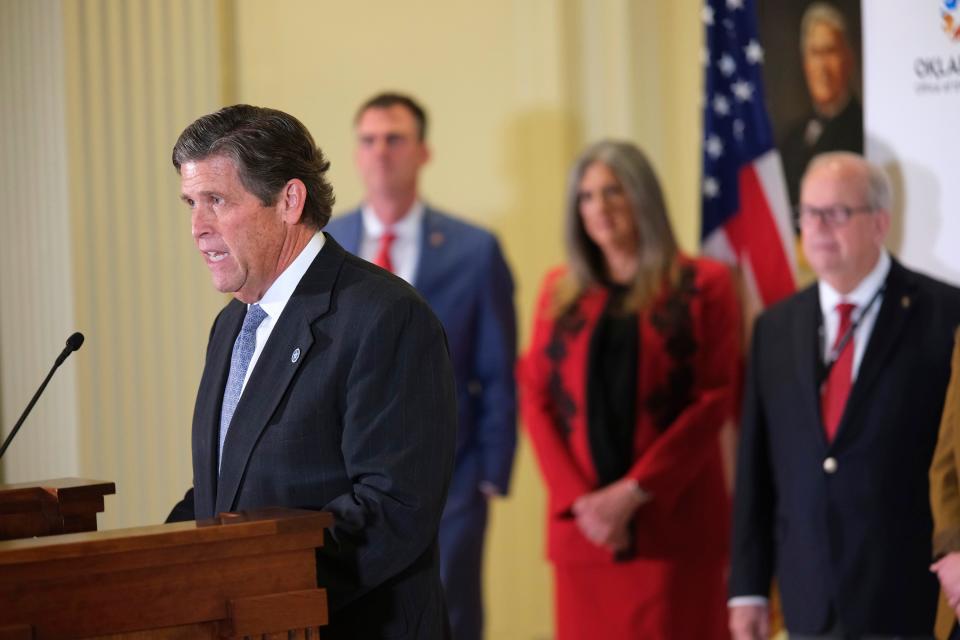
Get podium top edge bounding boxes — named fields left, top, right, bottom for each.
left=0, top=478, right=116, bottom=495
left=0, top=507, right=332, bottom=565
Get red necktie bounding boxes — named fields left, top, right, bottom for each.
left=821, top=302, right=856, bottom=441
left=373, top=230, right=395, bottom=273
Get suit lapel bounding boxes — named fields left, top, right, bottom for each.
left=792, top=286, right=829, bottom=448
left=214, top=235, right=343, bottom=514
left=193, top=300, right=245, bottom=519
left=338, top=208, right=364, bottom=254
left=836, top=259, right=916, bottom=441
left=413, top=208, right=449, bottom=293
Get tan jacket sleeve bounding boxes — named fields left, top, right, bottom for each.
left=932, top=329, right=960, bottom=639
left=931, top=328, right=960, bottom=557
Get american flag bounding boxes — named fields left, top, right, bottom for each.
left=700, top=0, right=797, bottom=309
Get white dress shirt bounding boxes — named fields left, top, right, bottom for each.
left=240, top=231, right=325, bottom=393
left=359, top=202, right=424, bottom=285
left=817, top=249, right=891, bottom=381
left=729, top=249, right=891, bottom=610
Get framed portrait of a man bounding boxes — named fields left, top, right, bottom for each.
left=759, top=1, right=864, bottom=210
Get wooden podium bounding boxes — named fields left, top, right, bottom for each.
left=0, top=478, right=115, bottom=541
left=0, top=479, right=333, bottom=639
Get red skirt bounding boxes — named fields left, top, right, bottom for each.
left=553, top=556, right=729, bottom=640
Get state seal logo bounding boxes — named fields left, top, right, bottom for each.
left=943, top=0, right=960, bottom=41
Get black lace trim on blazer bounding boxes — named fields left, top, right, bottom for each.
left=546, top=310, right=585, bottom=437
left=647, top=265, right=699, bottom=432
left=544, top=264, right=700, bottom=437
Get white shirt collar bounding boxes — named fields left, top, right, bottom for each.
left=254, top=231, right=325, bottom=319
left=818, top=249, right=891, bottom=315
left=361, top=201, right=425, bottom=240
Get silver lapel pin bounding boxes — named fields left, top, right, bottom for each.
left=291, top=348, right=301, bottom=363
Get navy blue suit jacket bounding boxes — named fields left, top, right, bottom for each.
left=730, top=259, right=960, bottom=634
left=170, top=236, right=457, bottom=639
left=326, top=206, right=517, bottom=515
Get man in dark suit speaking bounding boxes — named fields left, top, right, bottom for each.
left=729, top=152, right=960, bottom=638
left=166, top=104, right=457, bottom=639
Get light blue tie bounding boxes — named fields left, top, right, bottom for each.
left=219, top=304, right=268, bottom=470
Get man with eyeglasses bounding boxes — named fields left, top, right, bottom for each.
left=729, top=151, right=960, bottom=639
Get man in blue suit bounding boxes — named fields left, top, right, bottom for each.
left=326, top=92, right=517, bottom=640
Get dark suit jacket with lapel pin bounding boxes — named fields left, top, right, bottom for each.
left=169, top=235, right=458, bottom=639
left=730, top=257, right=960, bottom=635
left=326, top=206, right=516, bottom=509
left=326, top=205, right=516, bottom=639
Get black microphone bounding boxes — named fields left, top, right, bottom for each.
left=0, top=332, right=85, bottom=459
left=55, top=332, right=85, bottom=366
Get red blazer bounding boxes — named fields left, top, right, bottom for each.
left=519, top=256, right=741, bottom=565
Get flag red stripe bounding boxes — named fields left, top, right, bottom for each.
left=723, top=164, right=796, bottom=306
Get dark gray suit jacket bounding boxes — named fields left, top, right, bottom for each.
left=170, top=235, right=457, bottom=639
left=730, top=258, right=960, bottom=634
left=326, top=206, right=517, bottom=510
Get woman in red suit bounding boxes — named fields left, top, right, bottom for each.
left=519, top=140, right=740, bottom=639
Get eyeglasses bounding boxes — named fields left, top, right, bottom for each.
left=795, top=204, right=874, bottom=227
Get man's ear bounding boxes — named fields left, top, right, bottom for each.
left=419, top=142, right=432, bottom=167
left=279, top=178, right=307, bottom=224
left=874, top=208, right=892, bottom=244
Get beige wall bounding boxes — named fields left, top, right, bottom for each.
left=231, top=3, right=702, bottom=637
left=63, top=0, right=232, bottom=527
left=0, top=0, right=228, bottom=525
left=0, top=2, right=702, bottom=638
left=0, top=0, right=78, bottom=481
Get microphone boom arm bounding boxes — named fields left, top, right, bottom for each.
left=0, top=332, right=84, bottom=459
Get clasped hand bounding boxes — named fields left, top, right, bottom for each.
left=571, top=477, right=648, bottom=553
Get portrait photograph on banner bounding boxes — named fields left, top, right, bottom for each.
left=758, top=0, right=864, bottom=215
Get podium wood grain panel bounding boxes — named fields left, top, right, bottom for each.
left=0, top=478, right=115, bottom=540
left=0, top=507, right=333, bottom=639
left=222, top=588, right=328, bottom=637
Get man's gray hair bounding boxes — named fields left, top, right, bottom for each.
left=805, top=151, right=893, bottom=212
left=801, top=2, right=849, bottom=50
